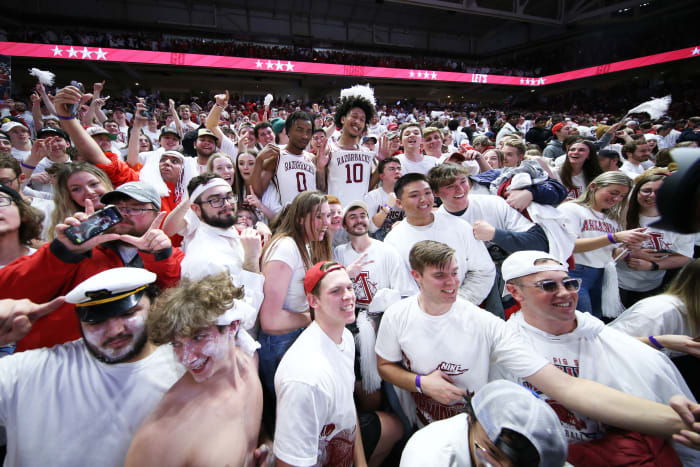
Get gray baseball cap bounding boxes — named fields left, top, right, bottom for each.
left=100, top=181, right=162, bottom=210
left=472, top=379, right=568, bottom=467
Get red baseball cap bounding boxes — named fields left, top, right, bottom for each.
left=304, top=261, right=346, bottom=294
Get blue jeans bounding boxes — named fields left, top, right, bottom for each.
left=258, top=328, right=304, bottom=396
left=569, top=264, right=604, bottom=318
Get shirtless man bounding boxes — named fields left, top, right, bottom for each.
left=125, top=272, right=265, bottom=467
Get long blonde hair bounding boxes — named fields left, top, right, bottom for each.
left=665, top=259, right=700, bottom=335
left=262, top=190, right=331, bottom=269
left=48, top=162, right=113, bottom=240
left=572, top=171, right=632, bottom=224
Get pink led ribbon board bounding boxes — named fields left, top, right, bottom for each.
left=0, top=42, right=698, bottom=87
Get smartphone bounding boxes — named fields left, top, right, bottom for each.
left=68, top=81, right=85, bottom=117
left=64, top=205, right=123, bottom=245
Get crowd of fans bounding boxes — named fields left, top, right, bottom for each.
left=0, top=74, right=699, bottom=467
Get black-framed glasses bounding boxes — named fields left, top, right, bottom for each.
left=115, top=206, right=158, bottom=216
left=198, top=194, right=238, bottom=208
left=0, top=176, right=18, bottom=186
left=514, top=278, right=582, bottom=293
left=0, top=196, right=13, bottom=207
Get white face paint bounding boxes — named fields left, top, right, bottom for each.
left=81, top=304, right=149, bottom=364
left=172, top=326, right=232, bottom=383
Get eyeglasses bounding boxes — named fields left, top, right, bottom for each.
left=199, top=194, right=238, bottom=208
left=514, top=278, right=582, bottom=293
left=0, top=196, right=14, bottom=207
left=115, top=206, right=158, bottom=216
left=0, top=176, right=18, bottom=186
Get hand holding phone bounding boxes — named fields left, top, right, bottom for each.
left=64, top=205, right=123, bottom=245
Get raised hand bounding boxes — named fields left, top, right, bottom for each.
left=53, top=86, right=82, bottom=117
left=119, top=211, right=171, bottom=253
left=54, top=199, right=122, bottom=254
left=346, top=253, right=374, bottom=280
left=215, top=90, right=230, bottom=108
left=0, top=296, right=66, bottom=346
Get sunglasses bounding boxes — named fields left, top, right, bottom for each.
left=514, top=278, right=582, bottom=293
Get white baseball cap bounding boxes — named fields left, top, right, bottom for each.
left=501, top=250, right=568, bottom=282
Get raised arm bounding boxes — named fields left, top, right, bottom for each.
left=126, top=102, right=148, bottom=167
left=205, top=91, right=228, bottom=142
left=54, top=86, right=110, bottom=165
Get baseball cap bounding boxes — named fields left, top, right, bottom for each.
left=363, top=135, right=378, bottom=144
left=66, top=268, right=156, bottom=324
left=342, top=200, right=369, bottom=222
left=1, top=121, right=28, bottom=133
left=551, top=122, right=565, bottom=134
left=86, top=126, right=117, bottom=141
left=196, top=128, right=218, bottom=141
left=37, top=127, right=70, bottom=142
left=100, top=181, right=162, bottom=210
left=270, top=118, right=286, bottom=136
left=304, top=261, right=346, bottom=295
left=471, top=379, right=568, bottom=467
left=650, top=148, right=700, bottom=233
left=159, top=127, right=181, bottom=140
left=501, top=251, right=568, bottom=282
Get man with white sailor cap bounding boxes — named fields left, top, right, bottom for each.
left=494, top=250, right=700, bottom=465
left=0, top=267, right=183, bottom=467
left=126, top=272, right=266, bottom=467
left=401, top=379, right=568, bottom=467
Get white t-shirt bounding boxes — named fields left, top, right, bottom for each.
left=11, top=148, right=30, bottom=163
left=219, top=134, right=238, bottom=159
left=384, top=211, right=495, bottom=305
left=396, top=154, right=438, bottom=176
left=262, top=236, right=309, bottom=313
left=620, top=160, right=644, bottom=180
left=363, top=188, right=403, bottom=237
left=610, top=295, right=693, bottom=358
left=141, top=127, right=160, bottom=148
left=375, top=296, right=548, bottom=426
left=557, top=202, right=620, bottom=268
left=326, top=140, right=374, bottom=206
left=554, top=169, right=586, bottom=199
left=616, top=215, right=694, bottom=292
left=0, top=343, right=183, bottom=467
left=400, top=413, right=471, bottom=467
left=137, top=147, right=165, bottom=165
left=440, top=194, right=533, bottom=232
left=274, top=322, right=356, bottom=466
left=30, top=196, right=55, bottom=241
left=333, top=239, right=416, bottom=310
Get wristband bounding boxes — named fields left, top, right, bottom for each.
left=650, top=261, right=659, bottom=271
left=20, top=161, right=36, bottom=170
left=648, top=335, right=664, bottom=350
left=382, top=204, right=391, bottom=213
left=215, top=103, right=225, bottom=109
left=607, top=233, right=617, bottom=244
left=415, top=374, right=423, bottom=394
left=56, top=114, right=75, bottom=121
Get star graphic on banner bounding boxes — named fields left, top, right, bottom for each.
left=95, top=48, right=107, bottom=60
left=275, top=60, right=284, bottom=71
left=80, top=47, right=93, bottom=59
left=409, top=71, right=415, bottom=78
left=67, top=47, right=78, bottom=58
left=51, top=46, right=63, bottom=56
left=266, top=60, right=274, bottom=70
left=520, top=78, right=524, bottom=84
left=424, top=71, right=430, bottom=79
left=431, top=72, right=437, bottom=80
left=256, top=60, right=263, bottom=68
left=538, top=77, right=546, bottom=85
left=285, top=61, right=294, bottom=71
left=692, top=47, right=700, bottom=56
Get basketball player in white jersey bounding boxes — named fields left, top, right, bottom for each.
left=250, top=111, right=317, bottom=209
left=317, top=85, right=378, bottom=206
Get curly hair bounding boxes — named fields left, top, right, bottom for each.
left=334, top=96, right=376, bottom=132
left=148, top=272, right=244, bottom=345
left=0, top=185, right=44, bottom=245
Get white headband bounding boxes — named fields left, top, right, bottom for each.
left=190, top=178, right=231, bottom=203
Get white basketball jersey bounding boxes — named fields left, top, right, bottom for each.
left=327, top=140, right=374, bottom=206
left=274, top=147, right=317, bottom=206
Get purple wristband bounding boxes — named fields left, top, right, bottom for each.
left=648, top=336, right=664, bottom=350
left=415, top=374, right=423, bottom=394
left=56, top=114, right=75, bottom=121
left=607, top=233, right=617, bottom=244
